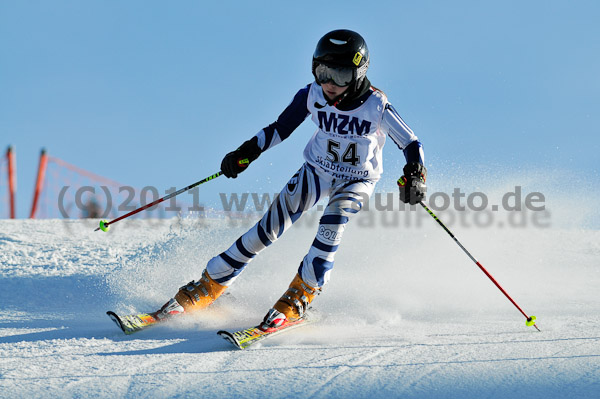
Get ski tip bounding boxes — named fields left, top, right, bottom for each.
left=217, top=330, right=244, bottom=350
left=106, top=311, right=127, bottom=334
left=106, top=311, right=119, bottom=321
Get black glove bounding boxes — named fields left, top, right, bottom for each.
left=398, top=162, right=427, bottom=205
left=221, top=137, right=262, bottom=178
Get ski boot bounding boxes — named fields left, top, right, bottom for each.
left=156, top=270, right=226, bottom=320
left=259, top=273, right=320, bottom=331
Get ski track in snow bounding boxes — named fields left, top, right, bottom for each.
left=0, top=211, right=599, bottom=398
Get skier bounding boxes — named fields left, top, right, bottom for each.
left=158, top=29, right=426, bottom=330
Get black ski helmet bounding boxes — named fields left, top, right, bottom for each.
left=312, top=29, right=370, bottom=91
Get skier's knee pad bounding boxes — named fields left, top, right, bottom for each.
left=174, top=270, right=226, bottom=312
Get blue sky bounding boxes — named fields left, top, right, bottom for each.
left=1, top=0, right=599, bottom=218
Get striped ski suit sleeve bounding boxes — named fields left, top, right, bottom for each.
left=381, top=103, right=425, bottom=165
left=254, top=84, right=311, bottom=152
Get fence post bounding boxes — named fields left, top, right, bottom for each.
left=7, top=146, right=16, bottom=219
left=30, top=148, right=48, bottom=218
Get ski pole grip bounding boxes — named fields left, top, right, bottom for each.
left=238, top=158, right=250, bottom=168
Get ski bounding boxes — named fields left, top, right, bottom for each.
left=217, top=313, right=315, bottom=350
left=107, top=311, right=162, bottom=335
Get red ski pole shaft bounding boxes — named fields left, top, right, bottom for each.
left=94, top=171, right=222, bottom=231
left=419, top=201, right=540, bottom=331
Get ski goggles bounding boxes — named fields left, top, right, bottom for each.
left=314, top=63, right=354, bottom=87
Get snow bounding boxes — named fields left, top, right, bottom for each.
left=1, top=205, right=599, bottom=398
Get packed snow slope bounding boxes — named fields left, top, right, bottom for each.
left=1, top=187, right=599, bottom=398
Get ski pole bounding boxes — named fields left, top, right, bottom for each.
left=94, top=156, right=252, bottom=232
left=419, top=200, right=540, bottom=331
left=94, top=171, right=222, bottom=232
